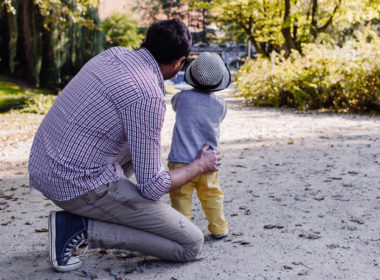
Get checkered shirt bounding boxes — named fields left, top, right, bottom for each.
left=28, top=47, right=171, bottom=201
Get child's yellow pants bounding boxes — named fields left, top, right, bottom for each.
left=168, top=162, right=228, bottom=235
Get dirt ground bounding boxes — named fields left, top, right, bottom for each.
left=0, top=90, right=379, bottom=280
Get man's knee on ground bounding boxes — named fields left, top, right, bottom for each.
left=181, top=227, right=204, bottom=262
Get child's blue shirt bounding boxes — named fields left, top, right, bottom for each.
left=168, top=89, right=227, bottom=163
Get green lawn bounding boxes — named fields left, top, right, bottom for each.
left=0, top=77, right=51, bottom=112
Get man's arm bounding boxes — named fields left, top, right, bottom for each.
left=125, top=97, right=172, bottom=200
left=167, top=143, right=221, bottom=192
left=125, top=97, right=221, bottom=199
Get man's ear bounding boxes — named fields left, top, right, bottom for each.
left=174, top=56, right=186, bottom=68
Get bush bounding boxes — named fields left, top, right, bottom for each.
left=21, top=94, right=57, bottom=114
left=101, top=13, right=143, bottom=49
left=0, top=77, right=51, bottom=112
left=236, top=34, right=380, bottom=114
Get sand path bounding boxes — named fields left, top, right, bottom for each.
left=1, top=90, right=379, bottom=280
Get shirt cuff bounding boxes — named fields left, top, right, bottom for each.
left=138, top=167, right=172, bottom=200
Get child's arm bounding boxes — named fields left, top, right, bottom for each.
left=220, top=99, right=228, bottom=121
left=171, top=92, right=180, bottom=112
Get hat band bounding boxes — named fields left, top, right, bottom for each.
left=190, top=69, right=223, bottom=90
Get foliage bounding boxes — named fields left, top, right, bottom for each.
left=101, top=13, right=143, bottom=49
left=0, top=0, right=103, bottom=88
left=135, top=0, right=186, bottom=23
left=136, top=0, right=213, bottom=44
left=165, top=81, right=180, bottom=95
left=235, top=32, right=380, bottom=114
left=191, top=0, right=380, bottom=56
left=21, top=94, right=57, bottom=114
left=0, top=77, right=50, bottom=112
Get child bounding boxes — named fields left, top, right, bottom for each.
left=168, top=52, right=230, bottom=239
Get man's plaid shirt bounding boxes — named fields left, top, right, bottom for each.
left=28, top=47, right=171, bottom=201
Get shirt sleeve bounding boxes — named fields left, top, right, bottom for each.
left=124, top=97, right=171, bottom=200
left=171, top=92, right=180, bottom=112
left=220, top=98, right=228, bottom=121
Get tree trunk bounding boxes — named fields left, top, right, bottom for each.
left=7, top=0, right=18, bottom=74
left=310, top=0, right=318, bottom=38
left=281, top=0, right=297, bottom=56
left=40, top=26, right=57, bottom=89
left=21, top=0, right=34, bottom=84
left=249, top=36, right=269, bottom=57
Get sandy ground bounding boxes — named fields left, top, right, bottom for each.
left=0, top=89, right=379, bottom=280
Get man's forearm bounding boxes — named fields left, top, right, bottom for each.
left=167, top=159, right=204, bottom=192
left=166, top=144, right=221, bottom=193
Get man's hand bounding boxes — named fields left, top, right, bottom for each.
left=167, top=143, right=222, bottom=192
left=196, top=143, right=222, bottom=173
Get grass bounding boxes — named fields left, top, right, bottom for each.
left=0, top=77, right=52, bottom=113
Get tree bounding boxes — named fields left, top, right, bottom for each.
left=135, top=0, right=188, bottom=24
left=191, top=0, right=379, bottom=57
left=189, top=0, right=214, bottom=43
left=34, top=0, right=99, bottom=30
left=0, top=0, right=104, bottom=88
left=135, top=0, right=215, bottom=44
left=101, top=12, right=143, bottom=49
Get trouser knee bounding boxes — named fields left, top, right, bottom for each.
left=181, top=227, right=204, bottom=262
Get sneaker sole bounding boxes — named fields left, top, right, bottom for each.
left=212, top=229, right=229, bottom=240
left=49, top=211, right=82, bottom=272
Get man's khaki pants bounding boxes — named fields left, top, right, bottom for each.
left=53, top=179, right=204, bottom=262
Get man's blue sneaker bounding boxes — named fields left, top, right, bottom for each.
left=48, top=211, right=88, bottom=272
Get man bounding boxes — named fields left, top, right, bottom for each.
left=28, top=19, right=221, bottom=272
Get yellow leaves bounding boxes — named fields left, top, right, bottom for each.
left=235, top=34, right=380, bottom=113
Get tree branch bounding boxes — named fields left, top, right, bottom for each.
left=317, top=0, right=342, bottom=33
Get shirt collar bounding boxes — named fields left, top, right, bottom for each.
left=136, top=48, right=165, bottom=95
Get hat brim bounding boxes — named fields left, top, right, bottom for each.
left=184, top=60, right=231, bottom=92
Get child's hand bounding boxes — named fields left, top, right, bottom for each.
left=196, top=143, right=222, bottom=173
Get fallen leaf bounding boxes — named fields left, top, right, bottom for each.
left=298, top=233, right=321, bottom=240
left=349, top=218, right=364, bottom=225
left=298, top=269, right=309, bottom=276
left=125, top=267, right=137, bottom=274
left=328, top=177, right=342, bottom=180
left=264, top=224, right=284, bottom=229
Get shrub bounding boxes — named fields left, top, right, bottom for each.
left=101, top=13, right=143, bottom=49
left=21, top=94, right=57, bottom=114
left=0, top=77, right=51, bottom=112
left=236, top=34, right=380, bottom=114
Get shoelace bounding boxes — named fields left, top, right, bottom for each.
left=63, top=232, right=89, bottom=263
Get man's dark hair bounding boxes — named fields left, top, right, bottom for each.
left=141, top=19, right=192, bottom=64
